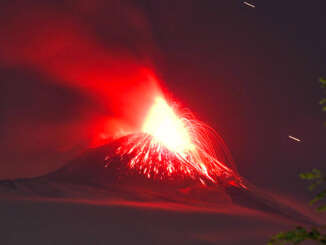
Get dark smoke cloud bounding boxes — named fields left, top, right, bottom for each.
left=0, top=0, right=162, bottom=178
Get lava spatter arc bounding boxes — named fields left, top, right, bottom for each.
left=106, top=96, right=245, bottom=188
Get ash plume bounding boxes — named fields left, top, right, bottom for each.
left=0, top=0, right=162, bottom=178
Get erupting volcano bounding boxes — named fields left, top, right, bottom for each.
left=0, top=92, right=317, bottom=226
left=107, top=96, right=244, bottom=188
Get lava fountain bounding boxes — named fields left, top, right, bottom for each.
left=106, top=96, right=245, bottom=188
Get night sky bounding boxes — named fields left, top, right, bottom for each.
left=1, top=1, right=326, bottom=244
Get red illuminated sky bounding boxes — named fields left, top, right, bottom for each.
left=0, top=1, right=326, bottom=244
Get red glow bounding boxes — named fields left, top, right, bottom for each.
left=0, top=4, right=162, bottom=152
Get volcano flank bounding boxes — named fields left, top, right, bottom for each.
left=0, top=134, right=319, bottom=227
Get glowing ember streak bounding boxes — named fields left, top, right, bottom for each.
left=108, top=96, right=245, bottom=188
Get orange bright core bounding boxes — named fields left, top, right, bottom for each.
left=142, top=97, right=194, bottom=154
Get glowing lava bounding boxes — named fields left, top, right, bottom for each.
left=108, top=96, right=245, bottom=188
left=142, top=97, right=194, bottom=154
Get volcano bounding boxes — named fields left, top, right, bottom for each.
left=0, top=96, right=320, bottom=227
left=0, top=133, right=318, bottom=227
left=0, top=134, right=236, bottom=202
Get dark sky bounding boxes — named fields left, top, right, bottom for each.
left=0, top=0, right=326, bottom=244
left=143, top=0, right=326, bottom=200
